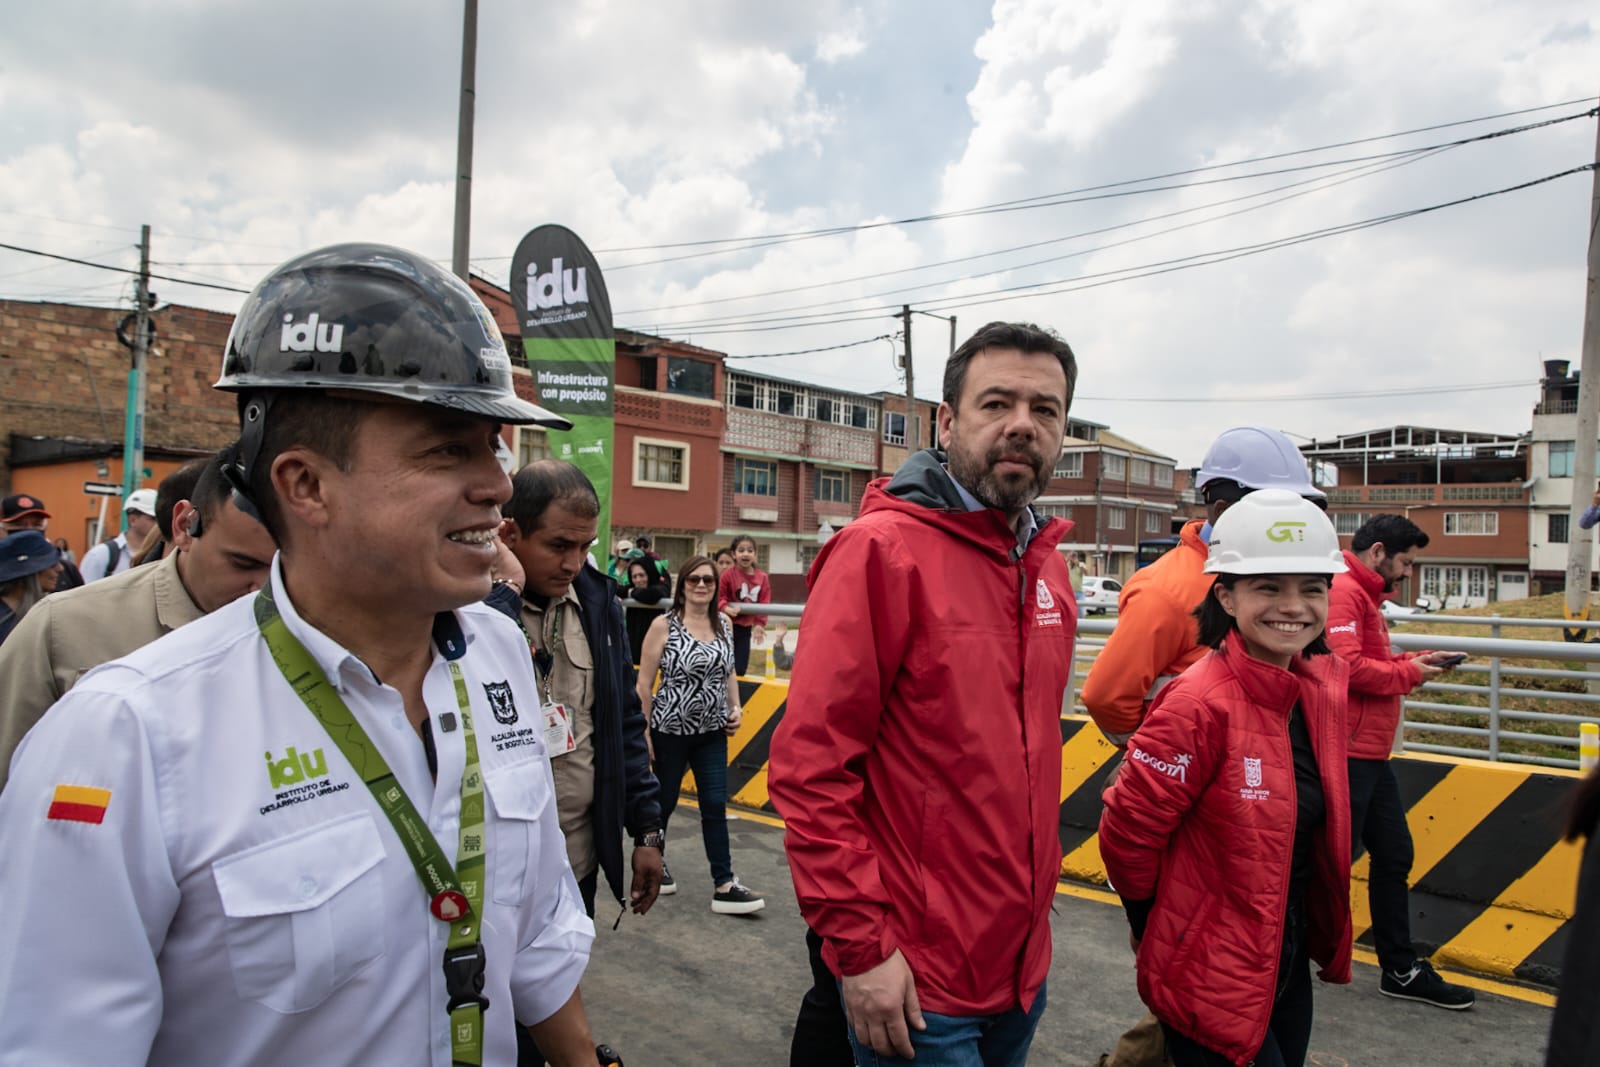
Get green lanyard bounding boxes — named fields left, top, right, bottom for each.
left=254, top=588, right=490, bottom=1067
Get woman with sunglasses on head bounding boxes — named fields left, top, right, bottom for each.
left=637, top=555, right=765, bottom=914
left=1099, top=490, right=1355, bottom=1067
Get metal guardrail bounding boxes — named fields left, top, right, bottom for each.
left=703, top=598, right=1599, bottom=770
left=1068, top=614, right=1600, bottom=770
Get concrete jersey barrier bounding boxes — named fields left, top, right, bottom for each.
left=686, top=679, right=1584, bottom=987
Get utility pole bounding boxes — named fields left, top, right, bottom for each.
left=1564, top=94, right=1600, bottom=623
left=120, top=224, right=151, bottom=532
left=901, top=304, right=917, bottom=452
left=451, top=0, right=478, bottom=281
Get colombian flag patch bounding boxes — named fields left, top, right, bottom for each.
left=47, top=785, right=111, bottom=824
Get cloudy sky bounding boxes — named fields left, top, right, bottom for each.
left=2, top=1, right=1595, bottom=465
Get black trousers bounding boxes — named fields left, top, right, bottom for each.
left=1347, top=757, right=1418, bottom=974
left=518, top=869, right=599, bottom=1066
left=731, top=622, right=753, bottom=676
left=790, top=926, right=855, bottom=1066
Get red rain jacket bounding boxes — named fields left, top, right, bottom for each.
left=1327, top=550, right=1424, bottom=760
left=1099, top=632, right=1353, bottom=1066
left=769, top=453, right=1076, bottom=1016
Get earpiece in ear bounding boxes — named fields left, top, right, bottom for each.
left=187, top=511, right=204, bottom=538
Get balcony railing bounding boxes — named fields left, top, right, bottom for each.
left=1324, top=482, right=1527, bottom=505
left=1535, top=399, right=1579, bottom=415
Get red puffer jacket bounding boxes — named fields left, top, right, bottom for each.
left=770, top=452, right=1076, bottom=1016
left=1099, top=631, right=1353, bottom=1066
left=1327, top=550, right=1424, bottom=760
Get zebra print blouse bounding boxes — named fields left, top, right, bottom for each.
left=650, top=610, right=735, bottom=736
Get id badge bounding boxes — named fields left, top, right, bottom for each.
left=544, top=702, right=577, bottom=757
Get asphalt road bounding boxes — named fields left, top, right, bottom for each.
left=580, top=805, right=1557, bottom=1066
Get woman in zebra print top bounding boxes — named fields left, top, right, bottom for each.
left=636, top=555, right=766, bottom=914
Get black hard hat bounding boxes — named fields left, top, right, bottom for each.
left=216, top=242, right=570, bottom=428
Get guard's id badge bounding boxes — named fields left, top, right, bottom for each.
left=544, top=702, right=576, bottom=757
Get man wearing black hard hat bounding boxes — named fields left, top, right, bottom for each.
left=0, top=245, right=603, bottom=1066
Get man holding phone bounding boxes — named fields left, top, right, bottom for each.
left=1327, top=514, right=1475, bottom=1010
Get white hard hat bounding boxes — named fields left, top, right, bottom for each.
left=1196, top=426, right=1325, bottom=500
left=1204, top=489, right=1347, bottom=575
left=123, top=488, right=158, bottom=516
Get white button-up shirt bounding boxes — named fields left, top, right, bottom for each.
left=0, top=559, right=593, bottom=1066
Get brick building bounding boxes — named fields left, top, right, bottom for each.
left=1, top=299, right=238, bottom=555
left=1033, top=417, right=1178, bottom=579
left=1299, top=426, right=1530, bottom=607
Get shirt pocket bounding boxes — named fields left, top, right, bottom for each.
left=484, top=760, right=549, bottom=907
left=211, top=811, right=388, bottom=1014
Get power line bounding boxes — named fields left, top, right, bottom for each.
left=1077, top=380, right=1533, bottom=404
left=591, top=106, right=1593, bottom=274
left=0, top=243, right=251, bottom=294
left=722, top=334, right=894, bottom=360
left=615, top=146, right=1454, bottom=318
left=647, top=164, right=1593, bottom=336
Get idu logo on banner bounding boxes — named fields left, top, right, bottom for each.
left=526, top=258, right=589, bottom=309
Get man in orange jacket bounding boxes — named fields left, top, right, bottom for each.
left=1083, top=425, right=1325, bottom=1067
left=1328, top=513, right=1475, bottom=1010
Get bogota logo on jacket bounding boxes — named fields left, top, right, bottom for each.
left=484, top=681, right=518, bottom=725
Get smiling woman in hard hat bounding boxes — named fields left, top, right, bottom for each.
left=1099, top=489, right=1354, bottom=1067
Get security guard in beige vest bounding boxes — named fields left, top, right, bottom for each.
left=0, top=443, right=276, bottom=790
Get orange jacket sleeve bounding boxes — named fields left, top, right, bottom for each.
left=1081, top=580, right=1200, bottom=738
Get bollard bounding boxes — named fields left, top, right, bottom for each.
left=1582, top=722, right=1599, bottom=772
left=764, top=648, right=776, bottom=680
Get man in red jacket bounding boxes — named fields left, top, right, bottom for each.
left=1327, top=513, right=1475, bottom=1010
left=770, top=321, right=1078, bottom=1066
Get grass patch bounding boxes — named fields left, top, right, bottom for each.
left=1391, top=594, right=1599, bottom=765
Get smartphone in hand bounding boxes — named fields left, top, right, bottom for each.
left=1432, top=653, right=1468, bottom=668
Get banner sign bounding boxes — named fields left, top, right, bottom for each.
left=510, top=224, right=616, bottom=560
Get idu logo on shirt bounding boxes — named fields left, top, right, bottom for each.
left=265, top=746, right=330, bottom=789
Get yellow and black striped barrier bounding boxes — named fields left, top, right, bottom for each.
left=695, top=683, right=1584, bottom=986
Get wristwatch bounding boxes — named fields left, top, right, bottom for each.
left=634, top=829, right=665, bottom=850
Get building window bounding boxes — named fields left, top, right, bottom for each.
left=816, top=468, right=848, bottom=504
left=731, top=379, right=758, bottom=409
left=516, top=428, right=549, bottom=467
left=1105, top=454, right=1126, bottom=479
left=1334, top=512, right=1367, bottom=536
left=773, top=387, right=798, bottom=416
left=735, top=458, right=779, bottom=497
left=1107, top=507, right=1127, bottom=530
left=1053, top=453, right=1083, bottom=478
left=883, top=412, right=906, bottom=446
left=665, top=357, right=714, bottom=399
left=1035, top=503, right=1073, bottom=519
left=1152, top=464, right=1173, bottom=487
left=1550, top=441, right=1575, bottom=478
left=1550, top=513, right=1570, bottom=544
left=634, top=438, right=689, bottom=490
left=1129, top=458, right=1152, bottom=485
left=1144, top=511, right=1163, bottom=533
left=1443, top=512, right=1498, bottom=536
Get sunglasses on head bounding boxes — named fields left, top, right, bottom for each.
left=683, top=574, right=717, bottom=587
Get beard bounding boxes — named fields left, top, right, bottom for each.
left=947, top=436, right=1052, bottom=514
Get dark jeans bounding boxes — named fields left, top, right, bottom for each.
left=731, top=623, right=753, bottom=676
left=843, top=981, right=1047, bottom=1066
left=791, top=927, right=855, bottom=1066
left=1163, top=907, right=1313, bottom=1067
left=517, top=869, right=599, bottom=1066
left=652, top=728, right=734, bottom=886
left=1348, top=757, right=1418, bottom=974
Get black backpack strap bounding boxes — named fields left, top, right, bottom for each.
left=106, top=538, right=122, bottom=573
